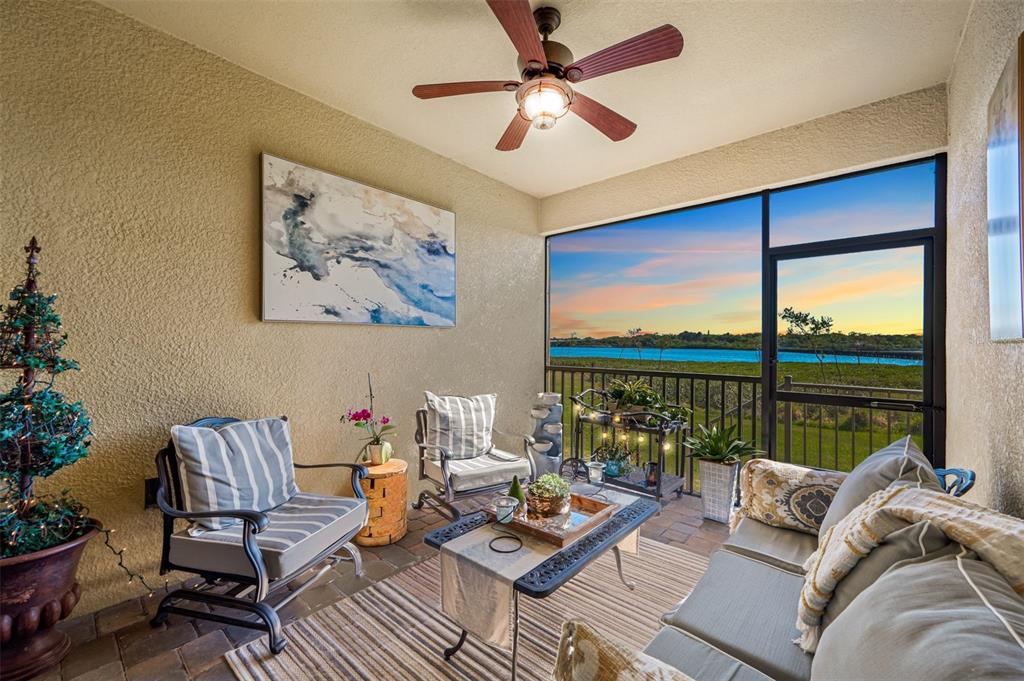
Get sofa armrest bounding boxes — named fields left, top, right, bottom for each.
left=933, top=467, right=975, bottom=497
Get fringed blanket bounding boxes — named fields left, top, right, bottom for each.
left=797, top=483, right=1024, bottom=652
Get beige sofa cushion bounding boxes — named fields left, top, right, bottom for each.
left=812, top=549, right=1024, bottom=680
left=820, top=436, right=940, bottom=536
left=643, top=625, right=772, bottom=681
left=662, top=551, right=812, bottom=681
left=733, top=459, right=846, bottom=536
left=722, top=517, right=819, bottom=574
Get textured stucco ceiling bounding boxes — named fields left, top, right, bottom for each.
left=99, top=0, right=970, bottom=197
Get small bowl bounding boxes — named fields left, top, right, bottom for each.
left=543, top=423, right=563, bottom=434
left=530, top=441, right=554, bottom=453
left=530, top=408, right=551, bottom=419
left=537, top=392, right=561, bottom=406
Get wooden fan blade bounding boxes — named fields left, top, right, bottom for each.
left=570, top=92, right=637, bottom=141
left=486, top=0, right=547, bottom=70
left=564, top=25, right=683, bottom=83
left=413, top=81, right=519, bottom=99
left=496, top=114, right=530, bottom=151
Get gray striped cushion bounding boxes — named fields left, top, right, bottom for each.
left=423, top=392, right=496, bottom=460
left=170, top=417, right=299, bottom=532
left=168, top=492, right=367, bottom=579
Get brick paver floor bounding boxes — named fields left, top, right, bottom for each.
left=48, top=493, right=727, bottom=681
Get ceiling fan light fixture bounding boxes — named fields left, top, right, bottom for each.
left=518, top=79, right=571, bottom=130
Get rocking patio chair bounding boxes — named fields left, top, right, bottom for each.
left=411, top=393, right=539, bottom=521
left=150, top=416, right=368, bottom=654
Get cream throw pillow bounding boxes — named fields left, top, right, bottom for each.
left=731, top=459, right=847, bottom=536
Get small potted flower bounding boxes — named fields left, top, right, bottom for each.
left=592, top=441, right=634, bottom=478
left=526, top=473, right=572, bottom=517
left=342, top=374, right=395, bottom=465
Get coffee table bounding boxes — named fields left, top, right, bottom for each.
left=424, top=484, right=659, bottom=680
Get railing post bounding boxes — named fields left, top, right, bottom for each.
left=782, top=375, right=792, bottom=463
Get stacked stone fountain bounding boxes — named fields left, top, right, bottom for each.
left=527, top=392, right=564, bottom=477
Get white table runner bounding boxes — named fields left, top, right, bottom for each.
left=439, top=484, right=642, bottom=650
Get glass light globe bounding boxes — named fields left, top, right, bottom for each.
left=521, top=82, right=569, bottom=130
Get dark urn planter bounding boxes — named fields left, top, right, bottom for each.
left=0, top=523, right=99, bottom=681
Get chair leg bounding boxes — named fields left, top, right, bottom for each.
left=148, top=587, right=287, bottom=654
left=416, top=489, right=461, bottom=522
left=340, top=541, right=363, bottom=577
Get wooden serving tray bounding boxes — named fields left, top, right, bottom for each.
left=484, top=493, right=619, bottom=548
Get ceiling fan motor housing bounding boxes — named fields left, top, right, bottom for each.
left=517, top=40, right=574, bottom=78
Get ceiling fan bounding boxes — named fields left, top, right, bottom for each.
left=412, top=0, right=684, bottom=151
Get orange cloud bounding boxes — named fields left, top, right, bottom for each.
left=552, top=271, right=760, bottom=317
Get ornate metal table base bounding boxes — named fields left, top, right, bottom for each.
left=427, top=497, right=657, bottom=680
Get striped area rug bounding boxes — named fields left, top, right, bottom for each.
left=226, top=539, right=709, bottom=680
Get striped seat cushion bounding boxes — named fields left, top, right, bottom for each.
left=423, top=392, right=496, bottom=460
left=170, top=417, right=299, bottom=532
left=424, top=448, right=531, bottom=492
left=168, top=493, right=367, bottom=579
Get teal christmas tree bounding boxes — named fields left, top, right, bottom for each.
left=0, top=238, right=92, bottom=557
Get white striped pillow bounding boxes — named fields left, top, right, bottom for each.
left=170, top=417, right=299, bottom=533
left=423, top=392, right=496, bottom=460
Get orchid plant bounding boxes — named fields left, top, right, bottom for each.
left=342, top=374, right=395, bottom=459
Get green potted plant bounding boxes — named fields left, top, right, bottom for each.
left=0, top=239, right=97, bottom=679
left=526, top=473, right=571, bottom=517
left=592, top=441, right=634, bottom=478
left=685, top=424, right=760, bottom=522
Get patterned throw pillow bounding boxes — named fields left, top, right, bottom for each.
left=423, top=392, right=496, bottom=460
left=555, top=620, right=695, bottom=681
left=731, top=459, right=847, bottom=536
left=170, top=417, right=299, bottom=532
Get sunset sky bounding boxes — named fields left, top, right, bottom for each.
left=549, top=161, right=934, bottom=339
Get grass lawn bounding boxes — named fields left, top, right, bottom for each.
left=545, top=356, right=923, bottom=489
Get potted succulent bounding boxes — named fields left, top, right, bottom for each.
left=592, top=441, right=633, bottom=478
left=343, top=374, right=395, bottom=465
left=685, top=424, right=760, bottom=522
left=0, top=239, right=98, bottom=680
left=526, top=473, right=572, bottom=517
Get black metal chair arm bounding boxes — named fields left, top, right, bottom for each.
left=156, top=489, right=270, bottom=533
left=419, top=443, right=453, bottom=460
left=293, top=462, right=369, bottom=500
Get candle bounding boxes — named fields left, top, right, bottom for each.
left=586, top=462, right=606, bottom=484
left=495, top=496, right=519, bottom=524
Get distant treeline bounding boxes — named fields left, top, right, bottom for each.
left=550, top=330, right=923, bottom=353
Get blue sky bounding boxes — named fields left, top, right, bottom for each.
left=549, top=161, right=934, bottom=338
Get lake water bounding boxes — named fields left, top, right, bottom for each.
left=549, top=346, right=923, bottom=366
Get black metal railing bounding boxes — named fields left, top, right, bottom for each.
left=545, top=365, right=924, bottom=495
left=546, top=365, right=761, bottom=495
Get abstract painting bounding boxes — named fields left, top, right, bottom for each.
left=987, top=33, right=1024, bottom=341
left=261, top=154, right=455, bottom=326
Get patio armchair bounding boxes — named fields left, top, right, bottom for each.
left=150, top=416, right=368, bottom=654
left=412, top=394, right=539, bottom=520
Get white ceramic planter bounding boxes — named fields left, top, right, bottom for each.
left=366, top=442, right=393, bottom=465
left=698, top=459, right=739, bottom=523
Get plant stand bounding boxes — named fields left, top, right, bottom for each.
left=354, top=459, right=408, bottom=546
left=565, top=389, right=688, bottom=502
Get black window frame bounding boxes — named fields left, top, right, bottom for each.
left=545, top=153, right=947, bottom=466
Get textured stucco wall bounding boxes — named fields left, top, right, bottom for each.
left=946, top=2, right=1024, bottom=517
left=538, top=85, right=948, bottom=233
left=0, top=0, right=543, bottom=613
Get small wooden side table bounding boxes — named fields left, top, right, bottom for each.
left=354, top=458, right=408, bottom=546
